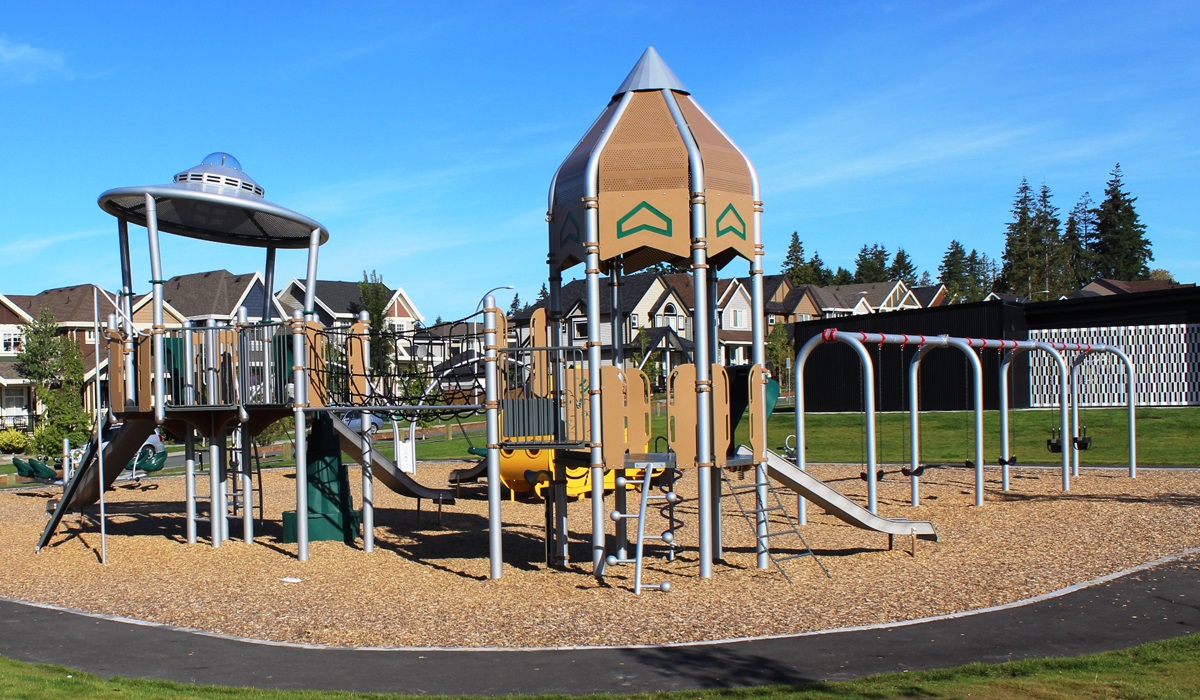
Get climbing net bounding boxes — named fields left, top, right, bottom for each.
left=308, top=312, right=492, bottom=421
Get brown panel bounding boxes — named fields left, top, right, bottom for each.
left=0, top=304, right=24, bottom=324
left=600, top=365, right=627, bottom=469
left=550, top=101, right=620, bottom=272
left=303, top=322, right=326, bottom=408
left=667, top=363, right=696, bottom=468
left=711, top=364, right=731, bottom=468
left=748, top=364, right=767, bottom=463
left=346, top=320, right=369, bottom=404
left=106, top=332, right=126, bottom=411
left=597, top=92, right=692, bottom=267
left=676, top=95, right=757, bottom=268
left=136, top=334, right=151, bottom=413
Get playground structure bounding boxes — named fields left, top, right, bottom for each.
left=30, top=48, right=1141, bottom=594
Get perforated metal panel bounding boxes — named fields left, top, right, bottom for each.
left=549, top=101, right=620, bottom=271
left=597, top=91, right=691, bottom=269
left=677, top=95, right=755, bottom=269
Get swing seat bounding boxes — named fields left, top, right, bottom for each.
left=859, top=469, right=885, bottom=482
left=901, top=464, right=932, bottom=477
left=997, top=455, right=1018, bottom=467
left=1046, top=439, right=1063, bottom=454
left=1073, top=436, right=1092, bottom=450
left=964, top=460, right=975, bottom=469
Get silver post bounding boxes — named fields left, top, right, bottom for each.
left=483, top=296, right=503, bottom=578
left=263, top=247, right=277, bottom=321
left=359, top=311, right=375, bottom=554
left=144, top=194, right=166, bottom=426
left=185, top=429, right=196, bottom=544
left=999, top=348, right=1014, bottom=490
left=291, top=310, right=310, bottom=560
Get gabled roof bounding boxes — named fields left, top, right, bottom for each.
left=911, top=284, right=948, bottom=308
left=548, top=272, right=664, bottom=317
left=658, top=273, right=735, bottom=310
left=737, top=273, right=790, bottom=302
left=158, top=270, right=262, bottom=319
left=6, top=284, right=112, bottom=324
left=279, top=279, right=424, bottom=324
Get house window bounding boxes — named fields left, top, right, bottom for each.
left=1, top=331, right=21, bottom=353
left=732, top=309, right=745, bottom=328
left=768, top=315, right=776, bottom=325
left=85, top=330, right=97, bottom=344
left=630, top=314, right=638, bottom=329
left=574, top=321, right=587, bottom=341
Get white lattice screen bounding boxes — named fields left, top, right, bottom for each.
left=1028, top=324, right=1200, bottom=407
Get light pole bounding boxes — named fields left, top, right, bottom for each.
left=476, top=285, right=515, bottom=314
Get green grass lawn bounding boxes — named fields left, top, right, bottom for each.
left=409, top=406, right=1196, bottom=467
left=2, top=632, right=1198, bottom=698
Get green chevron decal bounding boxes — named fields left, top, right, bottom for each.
left=558, top=210, right=581, bottom=246
left=716, top=203, right=746, bottom=240
left=617, top=201, right=672, bottom=239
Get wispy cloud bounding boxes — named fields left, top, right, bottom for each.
left=0, top=228, right=103, bottom=257
left=0, top=37, right=71, bottom=84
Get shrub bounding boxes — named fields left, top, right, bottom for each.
left=0, top=428, right=27, bottom=454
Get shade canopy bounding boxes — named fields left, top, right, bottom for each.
left=98, top=153, right=328, bottom=249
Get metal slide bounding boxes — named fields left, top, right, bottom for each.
left=742, top=446, right=938, bottom=541
left=329, top=415, right=455, bottom=505
left=37, top=418, right=158, bottom=551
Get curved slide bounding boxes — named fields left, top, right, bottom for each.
left=739, top=445, right=938, bottom=541
left=37, top=418, right=158, bottom=551
left=330, top=415, right=455, bottom=505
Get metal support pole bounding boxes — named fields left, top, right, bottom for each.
left=302, top=229, right=321, bottom=320
left=1070, top=355, right=1083, bottom=478
left=185, top=429, right=196, bottom=544
left=117, top=219, right=137, bottom=403
left=1033, top=342, right=1072, bottom=491
left=359, top=311, right=375, bottom=554
left=144, top=194, right=166, bottom=426
left=907, top=345, right=935, bottom=506
left=290, top=310, right=310, bottom=561
left=483, top=296, right=503, bottom=579
left=663, top=87, right=713, bottom=578
left=548, top=271, right=570, bottom=565
left=240, top=425, right=253, bottom=543
left=263, top=247, right=277, bottom=321
left=946, top=338, right=985, bottom=506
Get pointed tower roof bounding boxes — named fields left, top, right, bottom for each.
left=613, top=46, right=688, bottom=97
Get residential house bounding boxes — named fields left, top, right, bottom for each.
left=276, top=278, right=423, bottom=331
left=911, top=284, right=949, bottom=308
left=1, top=284, right=118, bottom=426
left=1065, top=278, right=1195, bottom=299
left=154, top=269, right=289, bottom=324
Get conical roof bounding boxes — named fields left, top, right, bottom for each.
left=613, top=46, right=688, bottom=97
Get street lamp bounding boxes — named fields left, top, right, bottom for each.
left=476, top=285, right=515, bottom=313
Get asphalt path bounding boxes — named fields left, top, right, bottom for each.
left=1, top=552, right=1197, bottom=696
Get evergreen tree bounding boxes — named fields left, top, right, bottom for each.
left=808, top=251, right=833, bottom=286
left=963, top=249, right=998, bottom=302
left=1062, top=192, right=1098, bottom=288
left=888, top=248, right=918, bottom=286
left=357, top=270, right=392, bottom=374
left=782, top=231, right=808, bottom=286
left=1093, top=164, right=1152, bottom=280
left=997, top=178, right=1036, bottom=297
left=508, top=293, right=523, bottom=316
left=764, top=323, right=793, bottom=396
left=917, top=270, right=933, bottom=287
left=831, top=267, right=854, bottom=285
left=535, top=283, right=549, bottom=305
left=939, top=240, right=969, bottom=302
left=1030, top=183, right=1072, bottom=298
left=853, top=243, right=890, bottom=283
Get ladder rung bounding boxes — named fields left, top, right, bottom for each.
left=749, top=506, right=785, bottom=515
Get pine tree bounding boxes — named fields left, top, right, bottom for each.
left=357, top=270, right=392, bottom=374
left=808, top=251, right=833, bottom=286
left=1062, top=192, right=1098, bottom=288
left=853, top=243, right=890, bottom=283
left=508, top=293, right=523, bottom=316
left=831, top=267, right=854, bottom=285
left=918, top=270, right=933, bottom=287
left=782, top=231, right=808, bottom=286
left=1030, top=183, right=1073, bottom=298
left=997, top=178, right=1036, bottom=297
left=888, top=248, right=918, bottom=286
left=1093, top=164, right=1152, bottom=280
left=939, top=240, right=969, bottom=302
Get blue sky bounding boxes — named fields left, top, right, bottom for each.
left=2, top=2, right=1196, bottom=321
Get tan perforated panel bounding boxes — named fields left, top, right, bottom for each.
left=549, top=100, right=620, bottom=271
left=597, top=91, right=692, bottom=265
left=677, top=95, right=756, bottom=268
